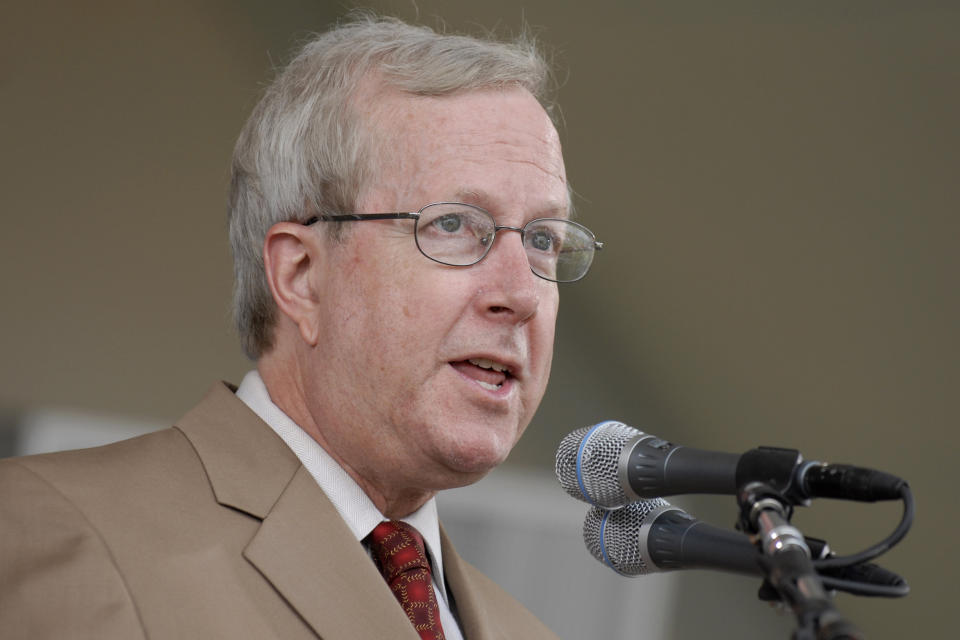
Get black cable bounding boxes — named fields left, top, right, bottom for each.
left=813, top=483, right=914, bottom=570
left=819, top=575, right=910, bottom=598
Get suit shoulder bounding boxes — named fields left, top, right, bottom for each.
left=0, top=427, right=209, bottom=550
left=0, top=457, right=148, bottom=639
left=3, top=427, right=196, bottom=488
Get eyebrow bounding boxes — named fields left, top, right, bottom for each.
left=453, top=187, right=570, bottom=220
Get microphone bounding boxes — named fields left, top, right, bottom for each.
left=583, top=498, right=762, bottom=577
left=556, top=420, right=905, bottom=509
left=585, top=498, right=910, bottom=597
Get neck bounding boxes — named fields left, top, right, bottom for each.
left=256, top=350, right=436, bottom=518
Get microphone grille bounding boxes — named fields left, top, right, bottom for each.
left=583, top=498, right=670, bottom=576
left=555, top=421, right=641, bottom=508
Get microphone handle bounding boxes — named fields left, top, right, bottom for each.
left=647, top=509, right=762, bottom=575
left=627, top=439, right=906, bottom=504
left=625, top=440, right=741, bottom=498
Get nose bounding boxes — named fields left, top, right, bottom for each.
left=474, top=228, right=544, bottom=324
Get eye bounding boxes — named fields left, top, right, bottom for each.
left=527, top=228, right=557, bottom=253
left=432, top=213, right=463, bottom=233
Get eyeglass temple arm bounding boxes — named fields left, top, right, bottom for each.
left=302, top=213, right=419, bottom=225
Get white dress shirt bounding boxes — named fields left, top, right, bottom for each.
left=236, top=370, right=464, bottom=639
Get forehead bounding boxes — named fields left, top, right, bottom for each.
left=361, top=87, right=568, bottom=217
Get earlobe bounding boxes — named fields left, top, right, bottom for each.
left=263, top=222, right=324, bottom=347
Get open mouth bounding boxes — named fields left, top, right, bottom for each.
left=450, top=357, right=513, bottom=391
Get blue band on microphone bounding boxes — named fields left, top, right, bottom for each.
left=599, top=509, right=614, bottom=571
left=576, top=421, right=608, bottom=507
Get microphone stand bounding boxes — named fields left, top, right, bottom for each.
left=737, top=483, right=864, bottom=640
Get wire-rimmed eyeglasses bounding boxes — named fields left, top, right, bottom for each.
left=303, top=202, right=602, bottom=283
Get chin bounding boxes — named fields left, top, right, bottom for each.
left=440, top=432, right=516, bottom=480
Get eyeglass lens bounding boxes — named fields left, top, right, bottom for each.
left=414, top=203, right=596, bottom=282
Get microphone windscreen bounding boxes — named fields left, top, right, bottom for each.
left=555, top=421, right=642, bottom=508
left=583, top=498, right=671, bottom=576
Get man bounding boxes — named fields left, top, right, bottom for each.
left=0, top=16, right=601, bottom=639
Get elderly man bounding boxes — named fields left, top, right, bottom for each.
left=0, top=16, right=601, bottom=640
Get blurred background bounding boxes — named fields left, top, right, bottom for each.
left=2, top=1, right=956, bottom=637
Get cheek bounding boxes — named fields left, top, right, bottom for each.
left=350, top=268, right=460, bottom=369
left=536, top=292, right=560, bottom=356
left=396, top=267, right=473, bottom=322
left=529, top=294, right=559, bottom=388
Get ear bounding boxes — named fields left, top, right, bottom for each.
left=262, top=222, right=325, bottom=347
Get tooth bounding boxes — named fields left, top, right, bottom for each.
left=476, top=380, right=502, bottom=391
left=469, top=357, right=492, bottom=369
left=468, top=358, right=509, bottom=373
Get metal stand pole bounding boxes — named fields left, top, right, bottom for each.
left=737, top=482, right=864, bottom=640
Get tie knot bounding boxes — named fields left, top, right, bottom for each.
left=367, top=520, right=431, bottom=583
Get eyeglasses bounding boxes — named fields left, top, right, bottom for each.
left=303, top=202, right=603, bottom=283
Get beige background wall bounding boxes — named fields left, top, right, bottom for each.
left=2, top=1, right=956, bottom=637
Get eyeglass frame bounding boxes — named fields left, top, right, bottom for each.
left=301, top=201, right=603, bottom=283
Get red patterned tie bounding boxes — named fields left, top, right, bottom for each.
left=367, top=520, right=446, bottom=640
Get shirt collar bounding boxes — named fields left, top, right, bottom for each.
left=234, top=369, right=448, bottom=601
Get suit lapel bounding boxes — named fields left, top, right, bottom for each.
left=175, top=382, right=299, bottom=519
left=244, top=466, right=419, bottom=640
left=441, top=525, right=496, bottom=640
left=176, top=382, right=419, bottom=640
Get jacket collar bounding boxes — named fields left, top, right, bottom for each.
left=175, top=382, right=419, bottom=640
left=175, top=382, right=299, bottom=519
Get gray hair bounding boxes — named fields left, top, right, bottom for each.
left=228, top=14, right=556, bottom=360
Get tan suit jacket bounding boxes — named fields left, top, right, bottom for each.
left=0, top=383, right=558, bottom=640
